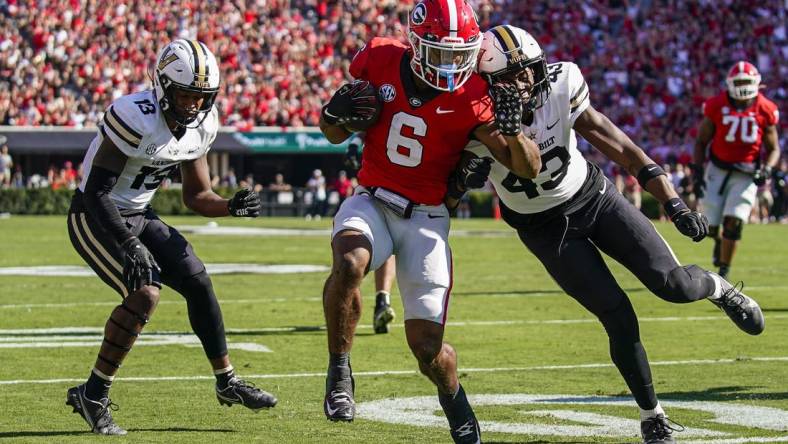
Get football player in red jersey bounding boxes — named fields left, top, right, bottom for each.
left=318, top=1, right=540, bottom=442
left=693, top=61, right=780, bottom=279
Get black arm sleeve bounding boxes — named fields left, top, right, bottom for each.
left=82, top=166, right=135, bottom=245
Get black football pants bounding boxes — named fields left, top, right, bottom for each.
left=515, top=177, right=714, bottom=409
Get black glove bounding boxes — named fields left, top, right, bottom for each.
left=490, top=82, right=523, bottom=136
left=665, top=198, right=708, bottom=242
left=121, top=237, right=159, bottom=293
left=753, top=166, right=772, bottom=187
left=689, top=163, right=706, bottom=199
left=345, top=143, right=362, bottom=171
left=458, top=156, right=493, bottom=189
left=228, top=188, right=261, bottom=217
left=321, top=80, right=379, bottom=127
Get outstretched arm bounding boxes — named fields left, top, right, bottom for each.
left=574, top=105, right=708, bottom=241
left=574, top=105, right=676, bottom=203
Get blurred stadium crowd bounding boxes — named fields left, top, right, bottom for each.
left=0, top=0, right=786, bottom=219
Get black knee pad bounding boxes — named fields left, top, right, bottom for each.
left=722, top=217, right=743, bottom=241
left=652, top=265, right=713, bottom=303
left=178, top=270, right=227, bottom=359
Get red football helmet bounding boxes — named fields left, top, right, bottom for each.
left=407, top=0, right=481, bottom=92
left=726, top=61, right=761, bottom=101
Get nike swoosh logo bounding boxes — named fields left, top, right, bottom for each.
left=546, top=118, right=560, bottom=130
left=428, top=214, right=445, bottom=218
left=672, top=201, right=681, bottom=208
left=436, top=107, right=454, bottom=114
left=325, top=400, right=339, bottom=416
left=599, top=181, right=607, bottom=194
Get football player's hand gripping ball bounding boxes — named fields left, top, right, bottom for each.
left=322, top=80, right=381, bottom=131
left=491, top=82, right=523, bottom=136
left=228, top=188, right=262, bottom=217
left=121, top=238, right=160, bottom=292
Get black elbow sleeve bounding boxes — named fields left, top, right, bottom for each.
left=83, top=166, right=134, bottom=244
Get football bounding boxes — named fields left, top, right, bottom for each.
left=344, top=81, right=382, bottom=132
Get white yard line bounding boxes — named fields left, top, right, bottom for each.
left=1, top=356, right=787, bottom=386
left=1, top=313, right=787, bottom=336
left=3, top=284, right=785, bottom=310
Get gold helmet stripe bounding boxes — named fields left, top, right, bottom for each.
left=185, top=39, right=207, bottom=84
left=490, top=25, right=520, bottom=62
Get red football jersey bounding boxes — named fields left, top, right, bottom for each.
left=350, top=37, right=494, bottom=205
left=702, top=91, right=779, bottom=164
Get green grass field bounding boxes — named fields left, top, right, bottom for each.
left=0, top=215, right=786, bottom=443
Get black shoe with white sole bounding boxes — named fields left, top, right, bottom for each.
left=66, top=384, right=126, bottom=436
left=324, top=372, right=355, bottom=422
left=373, top=292, right=395, bottom=334
left=216, top=377, right=278, bottom=411
left=641, top=414, right=683, bottom=443
left=709, top=275, right=765, bottom=335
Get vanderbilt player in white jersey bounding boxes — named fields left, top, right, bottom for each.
left=461, top=25, right=766, bottom=443
left=65, top=39, right=276, bottom=435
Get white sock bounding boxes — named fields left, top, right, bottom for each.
left=708, top=272, right=723, bottom=300
left=213, top=365, right=234, bottom=376
left=92, top=367, right=115, bottom=381
left=639, top=402, right=665, bottom=421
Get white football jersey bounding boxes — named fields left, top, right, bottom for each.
left=79, top=90, right=219, bottom=210
left=467, top=62, right=591, bottom=214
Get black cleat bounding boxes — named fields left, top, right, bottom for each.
left=373, top=292, right=395, bottom=334
left=324, top=374, right=355, bottom=422
left=66, top=384, right=126, bottom=436
left=216, top=377, right=277, bottom=411
left=641, top=414, right=683, bottom=443
left=709, top=275, right=765, bottom=335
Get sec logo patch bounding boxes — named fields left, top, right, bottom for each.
left=379, top=84, right=396, bottom=102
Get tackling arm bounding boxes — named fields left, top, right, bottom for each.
left=574, top=105, right=708, bottom=241
left=473, top=122, right=541, bottom=179
left=573, top=105, right=677, bottom=204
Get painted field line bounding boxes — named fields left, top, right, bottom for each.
left=1, top=312, right=788, bottom=336
left=0, top=297, right=322, bottom=310
left=3, top=284, right=785, bottom=310
left=2, top=356, right=787, bottom=386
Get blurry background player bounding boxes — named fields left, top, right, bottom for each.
left=467, top=25, right=766, bottom=444
left=693, top=61, right=780, bottom=279
left=318, top=1, right=541, bottom=442
left=65, top=39, right=276, bottom=435
left=345, top=136, right=397, bottom=334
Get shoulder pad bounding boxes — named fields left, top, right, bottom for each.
left=101, top=92, right=157, bottom=156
